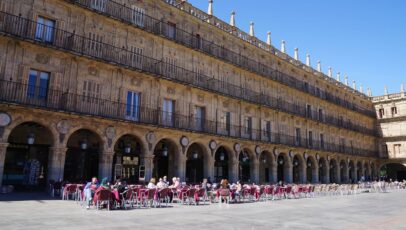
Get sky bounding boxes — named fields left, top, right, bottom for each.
left=187, top=0, right=406, bottom=96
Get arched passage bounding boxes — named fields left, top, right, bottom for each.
left=214, top=146, right=233, bottom=183
left=357, top=161, right=363, bottom=182
left=238, top=149, right=254, bottom=183
left=64, top=129, right=102, bottom=183
left=371, top=163, right=376, bottom=180
left=349, top=160, right=355, bottom=183
left=329, top=159, right=338, bottom=183
left=340, top=160, right=348, bottom=183
left=277, top=153, right=290, bottom=183
left=3, top=122, right=54, bottom=189
left=318, top=157, right=328, bottom=183
left=185, top=143, right=207, bottom=184
left=259, top=151, right=275, bottom=183
left=292, top=155, right=305, bottom=184
left=380, top=163, right=406, bottom=181
left=306, top=156, right=318, bottom=183
left=152, top=139, right=179, bottom=180
left=364, top=162, right=370, bottom=181
left=112, top=134, right=143, bottom=184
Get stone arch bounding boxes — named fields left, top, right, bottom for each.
left=152, top=138, right=181, bottom=180
left=276, top=152, right=291, bottom=183
left=213, top=145, right=235, bottom=183
left=259, top=150, right=276, bottom=183
left=292, top=153, right=305, bottom=184
left=238, top=148, right=257, bottom=183
left=379, top=162, right=406, bottom=181
left=4, top=118, right=57, bottom=146
left=62, top=125, right=107, bottom=150
left=185, top=141, right=211, bottom=184
left=348, top=160, right=356, bottom=183
left=318, top=157, right=329, bottom=183
left=356, top=161, right=363, bottom=182
left=329, top=158, right=339, bottom=183
left=2, top=121, right=55, bottom=188
left=339, top=159, right=348, bottom=183
left=306, top=155, right=318, bottom=183
left=64, top=128, right=104, bottom=182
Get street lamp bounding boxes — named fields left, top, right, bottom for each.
left=220, top=151, right=225, bottom=161
left=193, top=151, right=199, bottom=159
left=162, top=145, right=168, bottom=157
left=278, top=158, right=284, bottom=165
left=27, top=133, right=35, bottom=145
left=124, top=144, right=131, bottom=154
left=80, top=140, right=88, bottom=150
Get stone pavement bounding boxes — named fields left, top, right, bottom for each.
left=1, top=190, right=406, bottom=230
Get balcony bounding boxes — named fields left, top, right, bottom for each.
left=65, top=0, right=376, bottom=118
left=0, top=11, right=376, bottom=136
left=0, top=80, right=378, bottom=158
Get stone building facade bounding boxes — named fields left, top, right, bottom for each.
left=0, top=0, right=383, bottom=189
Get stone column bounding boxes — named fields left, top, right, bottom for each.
left=230, top=161, right=239, bottom=182
left=284, top=161, right=293, bottom=183
left=251, top=161, right=259, bottom=184
left=342, top=165, right=349, bottom=183
left=335, top=166, right=341, bottom=184
left=300, top=165, right=307, bottom=184
left=271, top=163, right=277, bottom=183
left=99, top=150, right=114, bottom=181
left=0, top=143, right=9, bottom=186
left=48, top=147, right=68, bottom=182
left=312, top=166, right=319, bottom=184
left=143, top=154, right=154, bottom=183
left=205, top=156, right=214, bottom=181
left=324, top=165, right=330, bottom=184
left=176, top=153, right=187, bottom=182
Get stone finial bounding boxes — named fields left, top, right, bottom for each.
left=281, top=40, right=286, bottom=53
left=294, top=48, right=299, bottom=60
left=328, top=67, right=332, bottom=77
left=401, top=83, right=404, bottom=93
left=360, top=85, right=363, bottom=93
left=208, top=0, right=213, bottom=16
left=384, top=86, right=388, bottom=95
left=352, top=81, right=356, bottom=90
left=344, top=75, right=349, bottom=86
left=249, top=21, right=255, bottom=37
left=266, top=32, right=272, bottom=45
left=306, top=54, right=311, bottom=67
left=367, top=88, right=372, bottom=97
left=336, top=72, right=341, bottom=82
left=317, top=60, right=321, bottom=72
left=230, top=11, right=236, bottom=27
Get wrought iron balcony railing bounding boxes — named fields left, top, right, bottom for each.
left=65, top=0, right=376, bottom=118
left=0, top=80, right=378, bottom=157
left=0, top=11, right=376, bottom=136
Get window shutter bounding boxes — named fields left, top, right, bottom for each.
left=17, top=64, right=30, bottom=84
left=50, top=72, right=63, bottom=90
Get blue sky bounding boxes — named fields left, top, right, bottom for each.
left=187, top=0, right=405, bottom=96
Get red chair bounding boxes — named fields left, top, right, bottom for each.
left=218, top=189, right=231, bottom=204
left=121, top=189, right=134, bottom=209
left=157, top=188, right=170, bottom=207
left=182, top=188, right=196, bottom=205
left=142, top=188, right=157, bottom=208
left=62, top=184, right=77, bottom=200
left=195, top=188, right=207, bottom=205
left=94, top=189, right=112, bottom=210
left=241, top=188, right=251, bottom=202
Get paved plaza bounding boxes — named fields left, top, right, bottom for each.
left=1, top=190, right=406, bottom=230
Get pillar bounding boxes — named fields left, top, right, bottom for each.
left=324, top=165, right=330, bottom=184
left=48, top=147, right=68, bottom=182
left=0, top=143, right=9, bottom=186
left=285, top=161, right=293, bottom=183
left=342, top=165, right=349, bottom=183
left=271, top=163, right=277, bottom=183
left=251, top=161, right=259, bottom=184
left=143, top=154, right=154, bottom=183
left=204, top=155, right=214, bottom=181
left=312, top=166, right=319, bottom=184
left=230, top=161, right=238, bottom=182
left=99, top=150, right=114, bottom=181
left=335, top=166, right=341, bottom=183
left=176, top=153, right=186, bottom=182
left=300, top=164, right=306, bottom=184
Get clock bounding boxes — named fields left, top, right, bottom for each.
left=146, top=132, right=156, bottom=144
left=255, top=145, right=261, bottom=155
left=0, top=112, right=11, bottom=127
left=234, top=143, right=241, bottom=152
left=180, top=136, right=189, bottom=147
left=209, top=140, right=217, bottom=150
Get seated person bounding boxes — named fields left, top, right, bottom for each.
left=84, top=177, right=99, bottom=209
left=157, top=178, right=167, bottom=189
left=113, top=179, right=126, bottom=194
left=147, top=178, right=157, bottom=189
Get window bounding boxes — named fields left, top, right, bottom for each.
left=162, top=99, right=175, bottom=126
left=87, top=33, right=103, bottom=56
left=264, top=121, right=271, bottom=141
left=222, top=112, right=231, bottom=135
left=27, top=69, right=49, bottom=100
left=316, top=87, right=321, bottom=97
left=382, top=144, right=388, bottom=155
left=295, top=128, right=301, bottom=146
left=195, top=34, right=202, bottom=49
left=82, top=80, right=100, bottom=103
left=125, top=91, right=140, bottom=121
left=91, top=0, right=107, bottom=12
left=165, top=57, right=177, bottom=77
left=391, top=107, right=397, bottom=117
left=306, top=104, right=312, bottom=118
left=167, top=22, right=176, bottom=39
left=318, top=108, right=324, bottom=121
left=195, top=106, right=205, bottom=131
left=304, top=82, right=309, bottom=92
left=308, top=131, right=313, bottom=147
left=129, top=46, right=143, bottom=69
left=394, top=144, right=401, bottom=156
left=319, top=134, right=324, bottom=149
left=244, top=116, right=252, bottom=136
left=35, top=16, right=55, bottom=43
left=379, top=108, right=384, bottom=118
left=131, top=5, right=145, bottom=27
